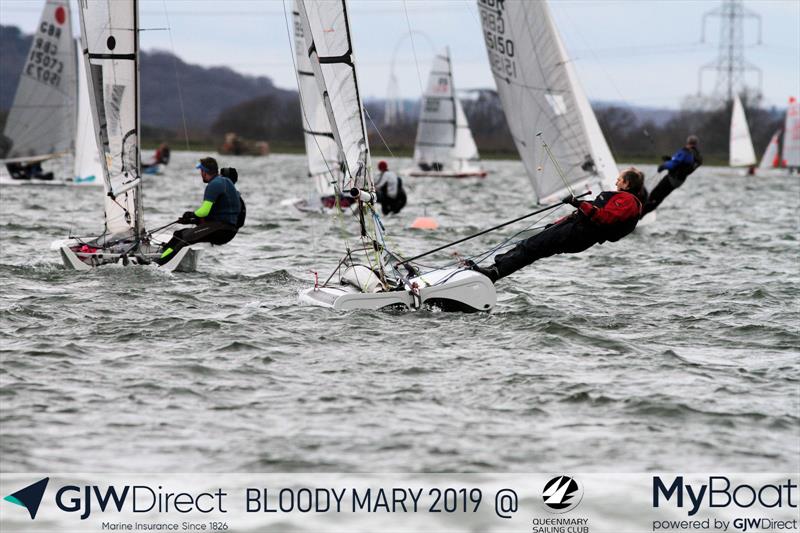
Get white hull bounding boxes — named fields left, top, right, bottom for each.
left=406, top=168, right=487, bottom=179
left=0, top=164, right=101, bottom=187
left=52, top=236, right=200, bottom=273
left=299, top=267, right=496, bottom=312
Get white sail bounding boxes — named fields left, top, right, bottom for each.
left=79, top=0, right=143, bottom=238
left=729, top=94, right=756, bottom=167
left=296, top=0, right=371, bottom=192
left=758, top=130, right=781, bottom=170
left=1, top=0, right=76, bottom=161
left=477, top=0, right=617, bottom=203
left=73, top=39, right=103, bottom=183
left=783, top=97, right=800, bottom=168
left=293, top=2, right=342, bottom=197
left=412, top=48, right=482, bottom=175
left=452, top=96, right=480, bottom=169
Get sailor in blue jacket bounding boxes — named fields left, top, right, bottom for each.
left=641, top=135, right=702, bottom=216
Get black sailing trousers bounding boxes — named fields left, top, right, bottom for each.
left=156, top=221, right=237, bottom=265
left=642, top=174, right=686, bottom=216
left=492, top=217, right=601, bottom=280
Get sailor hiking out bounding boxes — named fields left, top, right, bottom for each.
left=642, top=135, right=702, bottom=216
left=470, top=168, right=645, bottom=283
left=156, top=157, right=243, bottom=266
left=374, top=160, right=407, bottom=215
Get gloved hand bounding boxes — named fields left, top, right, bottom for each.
left=561, top=194, right=580, bottom=207
left=657, top=164, right=667, bottom=172
left=178, top=211, right=198, bottom=224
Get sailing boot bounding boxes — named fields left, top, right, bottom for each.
left=464, top=260, right=500, bottom=283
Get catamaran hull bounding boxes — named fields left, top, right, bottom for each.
left=299, top=268, right=496, bottom=312
left=56, top=243, right=199, bottom=273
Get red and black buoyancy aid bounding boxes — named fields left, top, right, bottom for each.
left=576, top=191, right=642, bottom=242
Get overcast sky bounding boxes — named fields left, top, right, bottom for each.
left=2, top=0, right=798, bottom=109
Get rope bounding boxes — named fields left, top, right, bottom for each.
left=401, top=0, right=426, bottom=98
left=160, top=0, right=191, bottom=151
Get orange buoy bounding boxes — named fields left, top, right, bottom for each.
left=410, top=217, right=439, bottom=230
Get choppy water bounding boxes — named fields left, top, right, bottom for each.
left=1, top=152, right=798, bottom=474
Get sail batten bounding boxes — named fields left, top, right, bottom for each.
left=478, top=0, right=616, bottom=203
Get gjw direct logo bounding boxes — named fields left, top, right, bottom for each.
left=4, top=477, right=49, bottom=519
left=542, top=475, right=584, bottom=513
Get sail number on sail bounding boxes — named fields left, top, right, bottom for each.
left=478, top=0, right=516, bottom=80
left=26, top=10, right=68, bottom=88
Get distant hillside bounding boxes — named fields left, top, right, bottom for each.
left=0, top=24, right=289, bottom=132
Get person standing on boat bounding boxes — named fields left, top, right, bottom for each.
left=374, top=160, right=407, bottom=215
left=641, top=135, right=702, bottom=216
left=155, top=157, right=241, bottom=266
left=470, top=168, right=645, bottom=283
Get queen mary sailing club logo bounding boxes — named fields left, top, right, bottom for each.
left=542, top=475, right=584, bottom=513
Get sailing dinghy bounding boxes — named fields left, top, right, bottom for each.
left=758, top=129, right=781, bottom=172
left=295, top=0, right=495, bottom=312
left=477, top=0, right=618, bottom=205
left=53, top=0, right=198, bottom=272
left=729, top=94, right=757, bottom=169
left=783, top=97, right=800, bottom=172
left=0, top=1, right=98, bottom=187
left=759, top=97, right=800, bottom=173
left=407, top=48, right=486, bottom=178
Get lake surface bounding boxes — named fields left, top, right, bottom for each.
left=1, top=153, right=797, bottom=475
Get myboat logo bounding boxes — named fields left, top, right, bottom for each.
left=4, top=477, right=49, bottom=519
left=543, top=475, right=584, bottom=513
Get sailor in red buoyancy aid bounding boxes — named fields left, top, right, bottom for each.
left=470, top=168, right=645, bottom=283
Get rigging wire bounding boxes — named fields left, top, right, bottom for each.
left=401, top=0, right=426, bottom=99
left=159, top=0, right=191, bottom=151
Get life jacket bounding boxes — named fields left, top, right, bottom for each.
left=577, top=191, right=641, bottom=242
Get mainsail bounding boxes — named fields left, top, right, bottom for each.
left=412, top=48, right=482, bottom=175
left=758, top=130, right=781, bottom=170
left=729, top=94, right=756, bottom=167
left=78, top=0, right=143, bottom=238
left=292, top=1, right=343, bottom=198
left=296, top=0, right=371, bottom=194
left=1, top=0, right=76, bottom=162
left=477, top=0, right=617, bottom=203
left=73, top=38, right=103, bottom=183
left=783, top=97, right=800, bottom=168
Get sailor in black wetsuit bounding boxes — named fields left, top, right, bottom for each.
left=156, top=157, right=241, bottom=266
left=470, top=168, right=645, bottom=283
left=641, top=135, right=702, bottom=216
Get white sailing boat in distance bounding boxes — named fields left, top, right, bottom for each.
left=295, top=0, right=495, bottom=312
left=759, top=97, right=800, bottom=173
left=758, top=129, right=781, bottom=171
left=54, top=0, right=197, bottom=272
left=783, top=96, right=800, bottom=171
left=0, top=0, right=98, bottom=186
left=477, top=0, right=618, bottom=205
left=729, top=94, right=757, bottom=168
left=408, top=48, right=486, bottom=178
